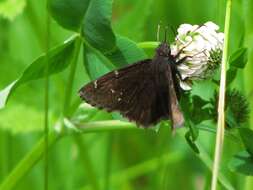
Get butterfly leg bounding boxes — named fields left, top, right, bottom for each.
left=175, top=55, right=191, bottom=65
left=174, top=56, right=194, bottom=82
left=173, top=46, right=191, bottom=60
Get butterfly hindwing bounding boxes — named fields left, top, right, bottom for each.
left=166, top=64, right=184, bottom=129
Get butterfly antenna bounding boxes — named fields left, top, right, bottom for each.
left=157, top=22, right=161, bottom=42
left=164, top=26, right=168, bottom=43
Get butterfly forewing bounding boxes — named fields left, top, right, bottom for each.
left=80, top=59, right=173, bottom=127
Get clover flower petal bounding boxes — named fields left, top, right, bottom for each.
left=172, top=21, right=224, bottom=90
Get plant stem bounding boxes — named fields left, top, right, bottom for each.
left=244, top=0, right=253, bottom=189
left=104, top=134, right=113, bottom=190
left=74, top=136, right=100, bottom=190
left=197, top=142, right=235, bottom=190
left=66, top=120, right=139, bottom=134
left=64, top=37, right=101, bottom=189
left=44, top=10, right=51, bottom=190
left=137, top=41, right=159, bottom=49
left=63, top=38, right=82, bottom=118
left=211, top=0, right=232, bottom=189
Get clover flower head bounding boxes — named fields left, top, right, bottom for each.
left=171, top=21, right=224, bottom=90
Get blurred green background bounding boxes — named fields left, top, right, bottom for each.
left=0, top=0, right=253, bottom=190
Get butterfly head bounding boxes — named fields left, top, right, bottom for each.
left=155, top=25, right=173, bottom=57
left=156, top=42, right=171, bottom=57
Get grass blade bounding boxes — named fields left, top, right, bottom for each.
left=211, top=0, right=232, bottom=189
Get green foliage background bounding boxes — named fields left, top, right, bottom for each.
left=0, top=0, right=253, bottom=190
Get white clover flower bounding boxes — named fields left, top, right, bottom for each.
left=171, top=21, right=224, bottom=90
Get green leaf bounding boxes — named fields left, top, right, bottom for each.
left=84, top=44, right=110, bottom=79
left=191, top=96, right=211, bottom=124
left=191, top=80, right=217, bottom=101
left=189, top=121, right=199, bottom=141
left=229, top=151, right=253, bottom=176
left=0, top=0, right=26, bottom=21
left=48, top=0, right=116, bottom=53
left=184, top=120, right=199, bottom=154
left=0, top=36, right=77, bottom=109
left=196, top=143, right=236, bottom=190
left=226, top=67, right=237, bottom=86
left=179, top=93, right=191, bottom=118
left=106, top=36, right=147, bottom=67
left=229, top=47, right=248, bottom=69
left=0, top=103, right=55, bottom=134
left=225, top=106, right=238, bottom=128
left=185, top=131, right=199, bottom=154
left=114, top=0, right=154, bottom=41
left=226, top=48, right=248, bottom=85
left=238, top=128, right=253, bottom=156
left=82, top=0, right=116, bottom=52
left=48, top=0, right=90, bottom=31
left=83, top=35, right=147, bottom=80
left=180, top=93, right=211, bottom=125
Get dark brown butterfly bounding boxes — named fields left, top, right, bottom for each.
left=79, top=41, right=187, bottom=129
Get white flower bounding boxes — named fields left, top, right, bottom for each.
left=172, top=21, right=224, bottom=90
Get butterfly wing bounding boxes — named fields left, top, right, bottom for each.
left=79, top=58, right=184, bottom=128
left=166, top=64, right=184, bottom=129
left=79, top=59, right=170, bottom=127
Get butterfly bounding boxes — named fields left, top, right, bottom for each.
left=79, top=32, right=188, bottom=129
